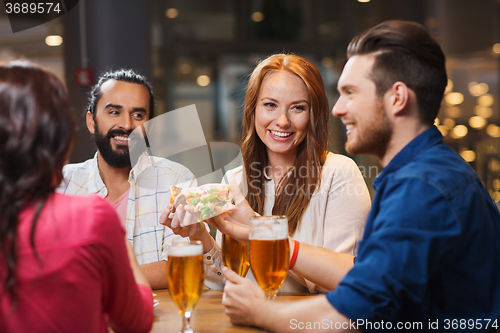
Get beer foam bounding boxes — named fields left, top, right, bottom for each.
left=249, top=217, right=288, bottom=240
left=168, top=242, right=203, bottom=257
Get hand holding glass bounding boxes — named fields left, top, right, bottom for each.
left=249, top=216, right=290, bottom=299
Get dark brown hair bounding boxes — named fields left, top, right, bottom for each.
left=347, top=20, right=448, bottom=125
left=0, top=62, right=74, bottom=303
left=241, top=54, right=329, bottom=235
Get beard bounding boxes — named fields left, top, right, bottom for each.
left=94, top=121, right=133, bottom=169
left=345, top=102, right=393, bottom=158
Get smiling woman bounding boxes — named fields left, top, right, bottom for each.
left=207, top=54, right=372, bottom=293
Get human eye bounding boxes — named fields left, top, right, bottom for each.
left=132, top=112, right=145, bottom=120
left=109, top=109, right=120, bottom=115
left=293, top=104, right=306, bottom=111
left=264, top=102, right=277, bottom=109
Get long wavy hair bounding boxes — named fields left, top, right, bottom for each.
left=241, top=54, right=329, bottom=235
left=0, top=62, right=74, bottom=303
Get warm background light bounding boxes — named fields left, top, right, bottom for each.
left=452, top=125, right=468, bottom=138
left=474, top=105, right=493, bottom=118
left=165, top=8, right=179, bottom=18
left=196, top=75, right=211, bottom=86
left=493, top=43, right=500, bottom=54
left=444, top=80, right=453, bottom=94
left=469, top=116, right=487, bottom=129
left=460, top=150, right=476, bottom=162
left=468, top=82, right=489, bottom=96
left=477, top=94, right=494, bottom=107
left=487, top=124, right=500, bottom=138
left=437, top=125, right=448, bottom=137
left=321, top=57, right=334, bottom=68
left=493, top=179, right=500, bottom=191
left=443, top=118, right=455, bottom=130
left=445, top=106, right=462, bottom=118
left=251, top=12, right=264, bottom=22
left=179, top=63, right=192, bottom=74
left=445, top=92, right=464, bottom=105
left=45, top=35, right=63, bottom=46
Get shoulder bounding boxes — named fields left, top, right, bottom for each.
left=62, top=158, right=95, bottom=176
left=50, top=193, right=121, bottom=237
left=222, top=165, right=243, bottom=184
left=392, top=143, right=478, bottom=197
left=321, top=152, right=365, bottom=180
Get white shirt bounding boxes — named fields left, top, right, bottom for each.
left=58, top=152, right=196, bottom=264
left=208, top=152, right=371, bottom=293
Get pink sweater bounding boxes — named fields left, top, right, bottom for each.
left=0, top=193, right=153, bottom=333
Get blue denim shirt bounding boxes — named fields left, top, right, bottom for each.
left=327, top=127, right=500, bottom=332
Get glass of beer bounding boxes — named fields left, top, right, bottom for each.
left=166, top=241, right=204, bottom=333
left=222, top=234, right=250, bottom=277
left=249, top=216, right=290, bottom=299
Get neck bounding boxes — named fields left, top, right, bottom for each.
left=97, top=152, right=131, bottom=200
left=266, top=150, right=296, bottom=182
left=378, top=120, right=430, bottom=168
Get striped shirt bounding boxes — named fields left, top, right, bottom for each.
left=58, top=152, right=196, bottom=264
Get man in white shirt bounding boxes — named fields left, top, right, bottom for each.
left=58, top=69, right=195, bottom=289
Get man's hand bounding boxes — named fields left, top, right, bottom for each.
left=159, top=204, right=215, bottom=253
left=222, top=267, right=266, bottom=326
left=160, top=204, right=202, bottom=238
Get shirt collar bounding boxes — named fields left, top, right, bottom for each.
left=129, top=151, right=154, bottom=181
left=373, top=126, right=443, bottom=191
left=89, top=152, right=107, bottom=195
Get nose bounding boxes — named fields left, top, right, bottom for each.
left=332, top=97, right=346, bottom=118
left=120, top=114, right=133, bottom=131
left=276, top=112, right=290, bottom=127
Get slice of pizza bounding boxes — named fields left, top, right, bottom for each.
left=170, top=185, right=183, bottom=205
left=170, top=184, right=232, bottom=221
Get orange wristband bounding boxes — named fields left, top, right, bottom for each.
left=289, top=240, right=300, bottom=270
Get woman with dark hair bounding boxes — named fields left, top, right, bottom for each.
left=163, top=54, right=371, bottom=293
left=0, top=62, right=153, bottom=332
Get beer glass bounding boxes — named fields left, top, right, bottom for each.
left=222, top=234, right=250, bottom=277
left=249, top=216, right=290, bottom=299
left=167, top=241, right=204, bottom=333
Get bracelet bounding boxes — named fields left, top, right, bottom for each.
left=289, top=239, right=300, bottom=270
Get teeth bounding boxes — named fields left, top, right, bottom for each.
left=345, top=124, right=354, bottom=131
left=114, top=136, right=130, bottom=142
left=270, top=130, right=292, bottom=138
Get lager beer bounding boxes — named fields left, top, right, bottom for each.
left=249, top=216, right=289, bottom=299
left=167, top=241, right=204, bottom=332
left=249, top=238, right=289, bottom=292
left=222, top=234, right=250, bottom=277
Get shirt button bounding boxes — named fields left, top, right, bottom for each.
left=217, top=272, right=222, bottom=276
left=207, top=256, right=211, bottom=260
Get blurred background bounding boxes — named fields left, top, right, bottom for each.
left=2, top=0, right=500, bottom=199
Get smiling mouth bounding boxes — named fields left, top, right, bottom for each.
left=344, top=123, right=354, bottom=135
left=269, top=130, right=293, bottom=138
left=113, top=135, right=130, bottom=145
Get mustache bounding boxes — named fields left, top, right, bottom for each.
left=106, top=128, right=133, bottom=139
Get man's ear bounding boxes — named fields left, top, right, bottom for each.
left=86, top=112, right=95, bottom=134
left=386, top=81, right=410, bottom=116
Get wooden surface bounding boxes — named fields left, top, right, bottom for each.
left=151, top=289, right=312, bottom=333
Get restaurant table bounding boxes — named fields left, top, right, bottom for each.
left=151, top=289, right=313, bottom=333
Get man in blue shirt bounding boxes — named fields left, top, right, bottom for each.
left=218, top=20, right=500, bottom=332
